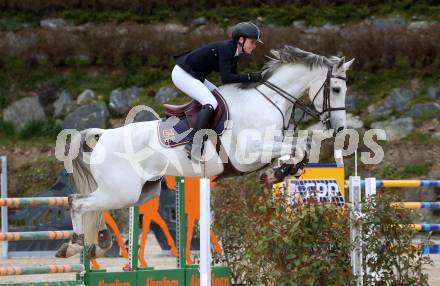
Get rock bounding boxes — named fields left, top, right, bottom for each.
left=152, top=23, right=189, bottom=34
left=408, top=21, right=433, bottom=30
left=346, top=113, right=364, bottom=129
left=345, top=95, right=356, bottom=113
left=385, top=88, right=414, bottom=109
left=109, top=87, right=143, bottom=115
left=321, top=23, right=340, bottom=32
left=420, top=118, right=439, bottom=133
left=3, top=96, right=46, bottom=131
left=192, top=17, right=208, bottom=26
left=63, top=102, right=108, bottom=131
left=304, top=26, right=322, bottom=34
left=405, top=103, right=440, bottom=118
left=426, top=85, right=439, bottom=100
left=154, top=87, right=178, bottom=103
left=40, top=18, right=68, bottom=28
left=133, top=110, right=159, bottom=122
left=368, top=87, right=415, bottom=116
left=5, top=31, right=37, bottom=57
left=432, top=132, right=440, bottom=141
left=370, top=17, right=406, bottom=29
left=76, top=89, right=96, bottom=105
left=370, top=117, right=413, bottom=141
left=292, top=20, right=306, bottom=29
left=54, top=91, right=76, bottom=117
left=367, top=104, right=393, bottom=117
left=428, top=164, right=440, bottom=179
left=255, top=16, right=265, bottom=26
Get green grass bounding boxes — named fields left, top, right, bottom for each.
left=18, top=119, right=63, bottom=140
left=350, top=68, right=415, bottom=104
left=404, top=131, right=433, bottom=145
left=0, top=59, right=55, bottom=91
left=401, top=162, right=432, bottom=177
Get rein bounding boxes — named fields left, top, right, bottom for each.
left=255, top=67, right=347, bottom=131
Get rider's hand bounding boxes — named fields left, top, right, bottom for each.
left=248, top=71, right=263, bottom=82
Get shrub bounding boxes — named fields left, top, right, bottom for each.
left=0, top=119, right=15, bottom=137
left=213, top=174, right=432, bottom=285
left=19, top=118, right=63, bottom=140
left=213, top=175, right=353, bottom=285
left=362, top=193, right=432, bottom=286
left=1, top=23, right=439, bottom=76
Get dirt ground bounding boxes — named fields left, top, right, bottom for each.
left=0, top=233, right=176, bottom=284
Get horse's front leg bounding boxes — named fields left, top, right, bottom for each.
left=258, top=137, right=310, bottom=188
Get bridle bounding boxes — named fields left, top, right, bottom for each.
left=255, top=67, right=347, bottom=131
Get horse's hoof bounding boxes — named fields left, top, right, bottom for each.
left=98, top=230, right=112, bottom=249
left=86, top=244, right=97, bottom=260
left=55, top=242, right=83, bottom=258
left=55, top=243, right=69, bottom=258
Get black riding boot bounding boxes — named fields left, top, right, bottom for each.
left=185, top=104, right=215, bottom=159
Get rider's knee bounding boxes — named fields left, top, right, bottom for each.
left=208, top=100, right=218, bottom=110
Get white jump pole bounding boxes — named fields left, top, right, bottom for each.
left=1, top=156, right=8, bottom=259
left=349, top=175, right=363, bottom=286
left=365, top=177, right=376, bottom=197
left=200, top=176, right=211, bottom=286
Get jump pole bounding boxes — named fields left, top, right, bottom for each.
left=349, top=175, right=363, bottom=286
left=1, top=156, right=8, bottom=258
left=200, top=176, right=211, bottom=286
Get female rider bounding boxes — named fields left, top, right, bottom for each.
left=172, top=21, right=263, bottom=158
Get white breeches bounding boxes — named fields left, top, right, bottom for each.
left=171, top=65, right=218, bottom=109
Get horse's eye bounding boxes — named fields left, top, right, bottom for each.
left=332, top=87, right=341, bottom=93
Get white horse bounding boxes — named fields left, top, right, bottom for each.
left=55, top=46, right=354, bottom=258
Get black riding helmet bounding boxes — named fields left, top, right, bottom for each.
left=231, top=22, right=263, bottom=44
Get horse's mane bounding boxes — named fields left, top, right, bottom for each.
left=240, top=45, right=339, bottom=89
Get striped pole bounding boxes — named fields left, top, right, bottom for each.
left=390, top=202, right=440, bottom=209
left=407, top=224, right=440, bottom=231
left=361, top=180, right=440, bottom=188
left=0, top=230, right=72, bottom=241
left=0, top=264, right=84, bottom=276
left=0, top=197, right=69, bottom=207
left=420, top=245, right=440, bottom=254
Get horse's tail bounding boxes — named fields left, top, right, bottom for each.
left=70, top=129, right=101, bottom=198
left=70, top=129, right=109, bottom=254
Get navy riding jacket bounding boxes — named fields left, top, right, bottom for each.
left=175, top=40, right=251, bottom=84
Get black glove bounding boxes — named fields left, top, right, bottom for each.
left=248, top=71, right=263, bottom=82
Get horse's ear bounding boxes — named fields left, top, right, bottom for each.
left=343, top=58, right=355, bottom=70
left=337, top=57, right=345, bottom=69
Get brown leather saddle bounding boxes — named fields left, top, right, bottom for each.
left=158, top=90, right=229, bottom=147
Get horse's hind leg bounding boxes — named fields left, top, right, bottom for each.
left=84, top=209, right=111, bottom=259
left=56, top=189, right=129, bottom=258
left=55, top=194, right=89, bottom=258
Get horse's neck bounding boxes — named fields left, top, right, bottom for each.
left=219, top=65, right=325, bottom=129
left=261, top=65, right=325, bottom=119
left=269, top=64, right=324, bottom=99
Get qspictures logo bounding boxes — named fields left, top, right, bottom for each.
left=99, top=279, right=131, bottom=286
left=146, top=277, right=179, bottom=286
